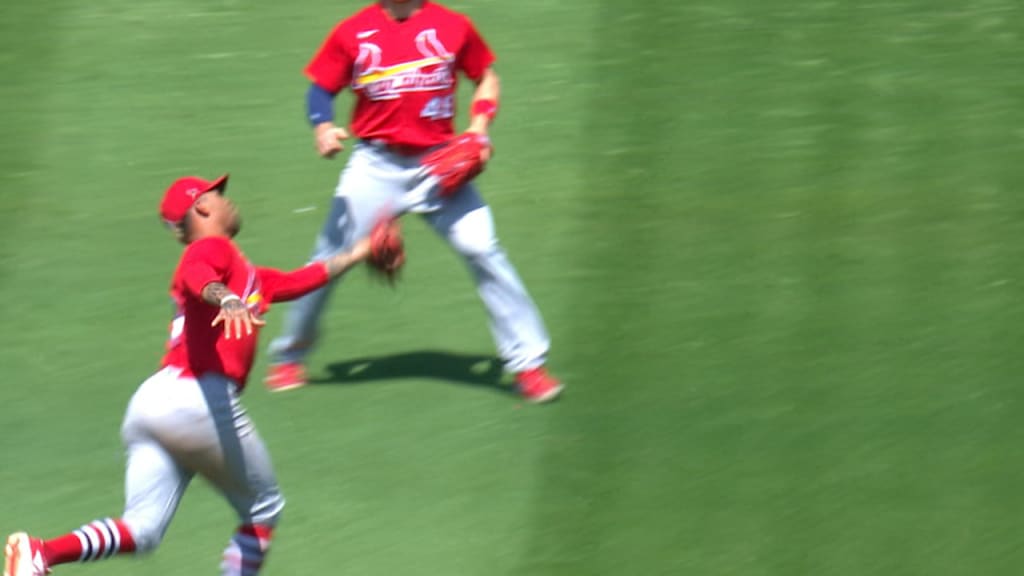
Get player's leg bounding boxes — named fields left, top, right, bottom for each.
left=5, top=513, right=140, bottom=576
left=267, top=143, right=406, bottom=389
left=421, top=184, right=563, bottom=402
left=4, top=369, right=194, bottom=576
left=6, top=512, right=139, bottom=576
left=265, top=194, right=356, bottom=372
left=119, top=439, right=193, bottom=554
left=191, top=373, right=284, bottom=576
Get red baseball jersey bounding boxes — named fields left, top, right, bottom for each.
left=305, top=1, right=495, bottom=148
left=162, top=236, right=329, bottom=389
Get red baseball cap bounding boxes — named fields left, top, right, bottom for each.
left=159, top=174, right=229, bottom=226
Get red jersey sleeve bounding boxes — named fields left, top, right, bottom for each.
left=177, top=237, right=236, bottom=299
left=305, top=22, right=353, bottom=93
left=257, top=263, right=330, bottom=303
left=458, top=17, right=495, bottom=81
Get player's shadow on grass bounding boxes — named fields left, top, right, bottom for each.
left=310, top=350, right=513, bottom=395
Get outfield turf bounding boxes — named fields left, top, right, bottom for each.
left=2, top=1, right=1023, bottom=574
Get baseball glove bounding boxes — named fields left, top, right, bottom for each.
left=367, top=217, right=405, bottom=284
left=421, top=133, right=492, bottom=197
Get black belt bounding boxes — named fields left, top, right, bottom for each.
left=361, top=139, right=433, bottom=156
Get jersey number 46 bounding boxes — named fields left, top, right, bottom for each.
left=421, top=95, right=454, bottom=120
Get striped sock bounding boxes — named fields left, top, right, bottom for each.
left=42, top=518, right=137, bottom=566
left=221, top=524, right=273, bottom=576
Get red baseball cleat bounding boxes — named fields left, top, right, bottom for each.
left=4, top=533, right=50, bottom=576
left=516, top=367, right=564, bottom=404
left=265, top=362, right=307, bottom=392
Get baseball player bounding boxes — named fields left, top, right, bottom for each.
left=3, top=175, right=403, bottom=576
left=266, top=0, right=563, bottom=403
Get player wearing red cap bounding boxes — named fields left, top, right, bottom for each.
left=3, top=175, right=401, bottom=576
left=267, top=0, right=563, bottom=402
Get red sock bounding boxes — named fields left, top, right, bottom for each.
left=42, top=518, right=136, bottom=566
left=239, top=524, right=273, bottom=543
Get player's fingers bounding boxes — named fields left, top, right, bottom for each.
left=231, top=316, right=239, bottom=339
left=316, top=137, right=333, bottom=156
left=243, top=313, right=264, bottom=335
left=321, top=132, right=341, bottom=144
left=319, top=139, right=343, bottom=158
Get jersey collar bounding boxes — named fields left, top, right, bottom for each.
left=377, top=1, right=430, bottom=24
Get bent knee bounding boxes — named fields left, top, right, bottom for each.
left=451, top=234, right=500, bottom=260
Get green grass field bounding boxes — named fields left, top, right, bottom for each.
left=2, top=0, right=1023, bottom=574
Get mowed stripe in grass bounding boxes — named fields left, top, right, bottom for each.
left=519, top=2, right=697, bottom=574
left=523, top=1, right=1024, bottom=575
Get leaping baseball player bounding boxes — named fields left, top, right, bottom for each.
left=3, top=175, right=404, bottom=576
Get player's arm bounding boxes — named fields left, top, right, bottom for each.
left=458, top=17, right=498, bottom=158
left=466, top=67, right=500, bottom=138
left=179, top=238, right=265, bottom=340
left=305, top=23, right=354, bottom=159
left=418, top=63, right=498, bottom=197
left=308, top=83, right=349, bottom=159
left=200, top=282, right=265, bottom=339
left=258, top=238, right=373, bottom=303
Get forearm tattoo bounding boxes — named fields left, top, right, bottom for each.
left=201, top=282, right=243, bottom=310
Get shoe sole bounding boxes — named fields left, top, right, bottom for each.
left=266, top=381, right=307, bottom=393
left=525, top=384, right=564, bottom=404
left=4, top=533, right=28, bottom=576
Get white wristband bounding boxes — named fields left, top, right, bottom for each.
left=220, top=294, right=242, bottom=306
